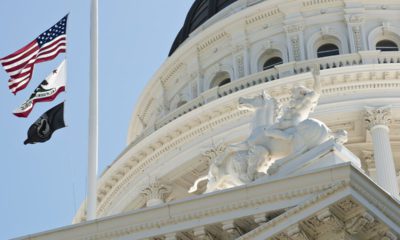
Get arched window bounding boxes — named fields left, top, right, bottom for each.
left=376, top=40, right=399, bottom=51
left=210, top=71, right=231, bottom=88
left=258, top=49, right=284, bottom=72
left=263, top=57, right=283, bottom=70
left=317, top=44, right=339, bottom=58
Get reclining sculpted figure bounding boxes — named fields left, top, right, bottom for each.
left=189, top=72, right=347, bottom=194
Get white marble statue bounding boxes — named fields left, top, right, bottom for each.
left=189, top=72, right=347, bottom=194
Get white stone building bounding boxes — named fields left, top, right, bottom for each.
left=16, top=0, right=400, bottom=239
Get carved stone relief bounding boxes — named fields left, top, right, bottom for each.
left=345, top=212, right=374, bottom=234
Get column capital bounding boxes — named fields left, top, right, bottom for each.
left=364, top=106, right=392, bottom=131
left=141, top=180, right=171, bottom=207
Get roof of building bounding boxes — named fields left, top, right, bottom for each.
left=168, top=0, right=238, bottom=56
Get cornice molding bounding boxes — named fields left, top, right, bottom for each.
left=88, top=180, right=349, bottom=240
left=245, top=7, right=281, bottom=25
left=34, top=166, right=400, bottom=240
left=302, top=0, right=343, bottom=8
left=197, top=31, right=230, bottom=52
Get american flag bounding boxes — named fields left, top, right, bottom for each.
left=0, top=14, right=68, bottom=94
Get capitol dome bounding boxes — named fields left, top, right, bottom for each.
left=21, top=0, right=400, bottom=239
left=169, top=0, right=239, bottom=56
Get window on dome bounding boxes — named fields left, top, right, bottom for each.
left=263, top=57, right=283, bottom=70
left=210, top=71, right=231, bottom=88
left=317, top=44, right=339, bottom=58
left=258, top=49, right=283, bottom=72
left=376, top=40, right=399, bottom=51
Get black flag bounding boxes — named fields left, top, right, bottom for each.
left=24, top=102, right=66, bottom=145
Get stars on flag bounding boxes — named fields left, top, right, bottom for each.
left=37, top=16, right=67, bottom=47
left=0, top=14, right=68, bottom=94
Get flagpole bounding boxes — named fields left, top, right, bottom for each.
left=87, top=0, right=98, bottom=221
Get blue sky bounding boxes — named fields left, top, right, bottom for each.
left=0, top=1, right=193, bottom=239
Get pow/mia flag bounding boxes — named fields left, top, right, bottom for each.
left=24, top=102, right=66, bottom=145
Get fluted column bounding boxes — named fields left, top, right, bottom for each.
left=364, top=106, right=399, bottom=197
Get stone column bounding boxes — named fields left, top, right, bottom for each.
left=364, top=106, right=399, bottom=197
left=141, top=180, right=171, bottom=207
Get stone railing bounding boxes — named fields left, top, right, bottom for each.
left=295, top=52, right=362, bottom=73
left=218, top=68, right=280, bottom=97
left=377, top=51, right=400, bottom=64
left=131, top=50, right=400, bottom=146
left=156, top=96, right=205, bottom=129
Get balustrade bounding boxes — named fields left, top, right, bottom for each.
left=131, top=50, right=400, bottom=146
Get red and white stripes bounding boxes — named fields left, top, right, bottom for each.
left=0, top=35, right=66, bottom=94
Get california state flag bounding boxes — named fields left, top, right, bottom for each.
left=14, top=60, right=67, bottom=118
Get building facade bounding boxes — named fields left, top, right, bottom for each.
left=17, top=0, right=400, bottom=239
